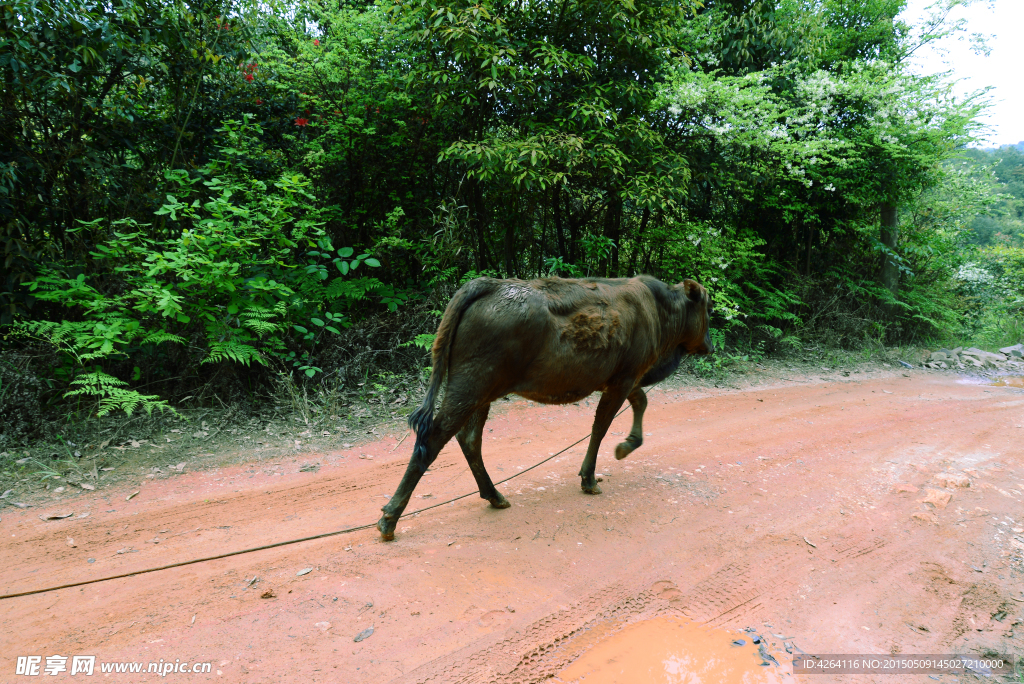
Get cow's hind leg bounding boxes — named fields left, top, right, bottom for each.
left=614, top=387, right=647, bottom=461
left=456, top=403, right=509, bottom=509
left=578, top=387, right=630, bottom=494
left=378, top=403, right=476, bottom=541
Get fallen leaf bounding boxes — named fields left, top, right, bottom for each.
left=0, top=489, right=12, bottom=499
left=353, top=626, right=374, bottom=643
left=296, top=567, right=313, bottom=576
left=173, top=463, right=186, bottom=473
left=39, top=512, right=74, bottom=521
left=260, top=588, right=276, bottom=599
left=13, top=502, right=30, bottom=508
left=126, top=491, right=139, bottom=501
left=79, top=483, right=95, bottom=491
left=894, top=484, right=918, bottom=493
left=803, top=536, right=816, bottom=548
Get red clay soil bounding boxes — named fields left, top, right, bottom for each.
left=2, top=369, right=1023, bottom=683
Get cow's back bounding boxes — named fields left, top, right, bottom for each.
left=447, top=277, right=664, bottom=403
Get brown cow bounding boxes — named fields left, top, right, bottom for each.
left=378, top=275, right=713, bottom=540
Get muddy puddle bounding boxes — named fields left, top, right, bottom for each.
left=989, top=375, right=1024, bottom=387
left=555, top=616, right=789, bottom=684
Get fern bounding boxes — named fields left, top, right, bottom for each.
left=65, top=372, right=174, bottom=417
left=142, top=330, right=187, bottom=345
left=324, top=276, right=383, bottom=301
left=400, top=333, right=436, bottom=351
left=204, top=341, right=265, bottom=366
left=240, top=302, right=286, bottom=338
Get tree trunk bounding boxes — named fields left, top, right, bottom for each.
left=554, top=184, right=567, bottom=260
left=805, top=225, right=814, bottom=277
left=879, top=202, right=899, bottom=299
left=470, top=179, right=488, bottom=272
left=602, top=192, right=621, bottom=277
left=629, top=208, right=650, bottom=276
left=503, top=219, right=515, bottom=278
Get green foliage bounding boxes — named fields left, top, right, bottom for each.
left=65, top=371, right=173, bottom=417
left=20, top=117, right=386, bottom=414
left=401, top=333, right=437, bottom=351
left=1, top=0, right=1016, bottom=427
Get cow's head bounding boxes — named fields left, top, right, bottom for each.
left=680, top=279, right=714, bottom=355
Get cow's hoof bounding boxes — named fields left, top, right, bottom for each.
left=488, top=493, right=511, bottom=509
left=615, top=436, right=641, bottom=460
left=377, top=517, right=396, bottom=542
left=581, top=482, right=602, bottom=495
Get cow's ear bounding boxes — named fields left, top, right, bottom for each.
left=682, top=279, right=705, bottom=303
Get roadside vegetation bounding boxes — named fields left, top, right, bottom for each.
left=1, top=0, right=1021, bottom=482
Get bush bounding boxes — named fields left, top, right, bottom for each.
left=20, top=117, right=394, bottom=417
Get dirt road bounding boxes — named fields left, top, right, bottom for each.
left=2, top=369, right=1022, bottom=683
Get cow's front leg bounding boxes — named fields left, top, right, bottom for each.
left=614, top=387, right=647, bottom=461
left=578, top=387, right=630, bottom=494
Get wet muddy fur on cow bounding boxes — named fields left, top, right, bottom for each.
left=378, top=275, right=713, bottom=541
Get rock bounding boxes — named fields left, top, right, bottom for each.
left=934, top=472, right=970, bottom=488
left=963, top=347, right=1007, bottom=362
left=260, top=588, right=275, bottom=599
left=894, top=484, right=919, bottom=493
left=999, top=343, right=1024, bottom=357
left=912, top=510, right=938, bottom=524
left=919, top=489, right=952, bottom=509
left=898, top=360, right=914, bottom=369
left=929, top=352, right=948, bottom=362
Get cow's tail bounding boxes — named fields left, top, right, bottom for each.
left=407, top=278, right=497, bottom=472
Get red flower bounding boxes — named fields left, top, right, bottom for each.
left=294, top=117, right=309, bottom=127
left=245, top=73, right=254, bottom=82
left=256, top=98, right=263, bottom=105
left=313, top=39, right=320, bottom=46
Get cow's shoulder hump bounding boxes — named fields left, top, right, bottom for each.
left=636, top=275, right=679, bottom=313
